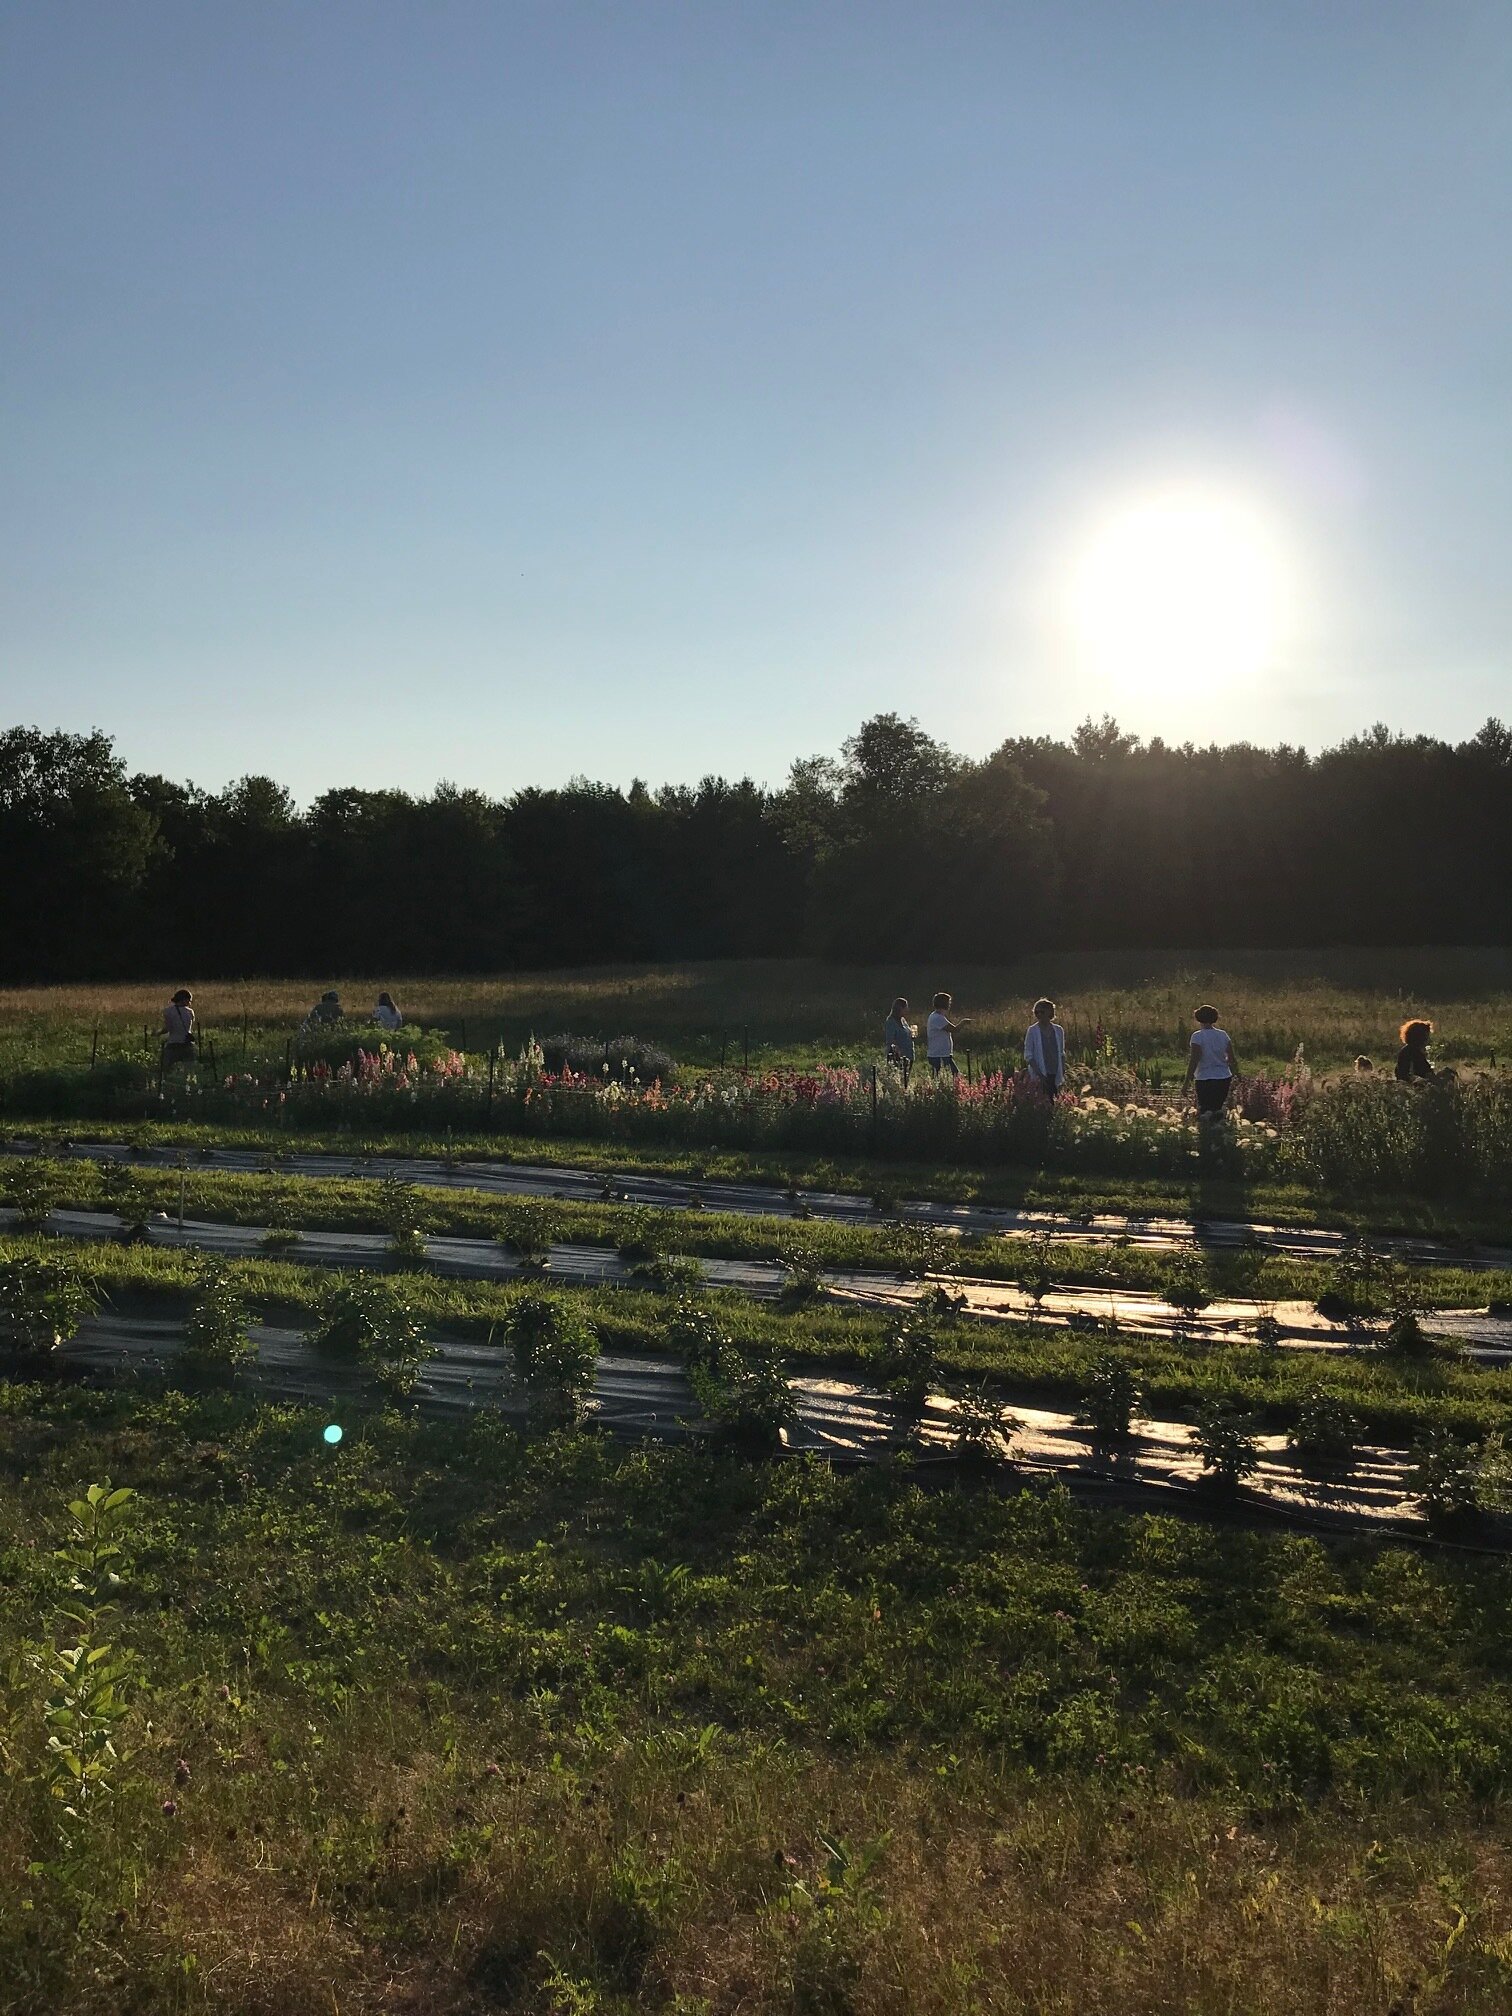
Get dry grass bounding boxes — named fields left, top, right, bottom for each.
left=2, top=948, right=1510, bottom=1068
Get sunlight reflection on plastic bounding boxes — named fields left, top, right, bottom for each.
left=323, top=1423, right=343, bottom=1446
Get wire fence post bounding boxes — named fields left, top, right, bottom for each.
left=870, top=1064, right=878, bottom=1148
left=90, top=1025, right=99, bottom=1072
left=486, top=1047, right=496, bottom=1127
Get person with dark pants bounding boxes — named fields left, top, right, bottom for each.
left=1184, top=1004, right=1236, bottom=1118
left=1024, top=997, right=1066, bottom=1097
left=162, top=988, right=197, bottom=1071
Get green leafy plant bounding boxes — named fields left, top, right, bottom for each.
left=615, top=1206, right=667, bottom=1264
left=949, top=1381, right=1018, bottom=1465
left=1286, top=1384, right=1361, bottom=1474
left=1076, top=1353, right=1142, bottom=1446
left=8, top=1155, right=59, bottom=1231
left=871, top=1315, right=939, bottom=1438
left=892, top=1219, right=957, bottom=1284
left=1409, top=1428, right=1481, bottom=1535
left=778, top=1830, right=890, bottom=2015
left=181, top=1258, right=254, bottom=1374
left=687, top=1331, right=796, bottom=1454
left=777, top=1235, right=825, bottom=1303
left=499, top=1293, right=597, bottom=1425
left=99, top=1162, right=152, bottom=1238
left=1162, top=1252, right=1213, bottom=1316
left=1016, top=1229, right=1057, bottom=1310
left=310, top=1271, right=433, bottom=1397
left=0, top=1251, right=98, bottom=1355
left=377, top=1173, right=428, bottom=1263
left=498, top=1199, right=555, bottom=1273
left=664, top=1294, right=727, bottom=1371
left=1193, top=1399, right=1260, bottom=1492
left=35, top=1482, right=139, bottom=1841
left=259, top=1192, right=303, bottom=1251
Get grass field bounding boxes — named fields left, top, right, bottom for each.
left=3, top=951, right=1512, bottom=2011
left=4, top=947, right=1511, bottom=1074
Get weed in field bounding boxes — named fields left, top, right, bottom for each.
left=891, top=1219, right=958, bottom=1284
left=685, top=1312, right=796, bottom=1453
left=1162, top=1252, right=1213, bottom=1315
left=32, top=1482, right=139, bottom=1849
left=259, top=1192, right=303, bottom=1251
left=1017, top=1229, right=1057, bottom=1309
left=778, top=1234, right=826, bottom=1303
left=499, top=1293, right=597, bottom=1425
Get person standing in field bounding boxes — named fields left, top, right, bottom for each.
left=373, top=991, right=403, bottom=1032
left=1184, top=1004, right=1237, bottom=1117
left=884, top=997, right=916, bottom=1085
left=926, top=992, right=969, bottom=1078
left=162, top=988, right=197, bottom=1070
left=1395, top=1019, right=1435, bottom=1081
left=1024, top=997, right=1066, bottom=1097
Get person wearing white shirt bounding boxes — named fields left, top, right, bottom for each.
left=373, top=991, right=403, bottom=1032
left=1183, top=1004, right=1238, bottom=1117
left=1024, top=998, right=1066, bottom=1097
left=925, top=991, right=969, bottom=1078
left=161, top=988, right=197, bottom=1069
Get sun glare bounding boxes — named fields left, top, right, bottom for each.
left=1060, top=481, right=1293, bottom=703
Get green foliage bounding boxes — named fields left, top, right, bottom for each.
left=499, top=1198, right=555, bottom=1271
left=181, top=1258, right=253, bottom=1372
left=0, top=1250, right=97, bottom=1354
left=949, top=1380, right=1018, bottom=1464
left=499, top=1293, right=597, bottom=1425
left=891, top=1219, right=959, bottom=1283
left=259, top=1191, right=303, bottom=1251
left=7, top=1154, right=58, bottom=1230
left=1016, top=1229, right=1057, bottom=1308
left=614, top=1205, right=666, bottom=1263
left=1162, top=1252, right=1212, bottom=1315
left=97, top=1160, right=151, bottom=1233
left=777, top=1233, right=825, bottom=1302
left=870, top=1314, right=939, bottom=1431
left=686, top=1329, right=796, bottom=1454
left=1193, top=1399, right=1260, bottom=1491
left=377, top=1173, right=427, bottom=1262
left=1409, top=1429, right=1482, bottom=1534
left=309, top=1271, right=433, bottom=1397
left=35, top=1481, right=139, bottom=1839
left=1286, top=1385, right=1362, bottom=1474
left=777, top=1829, right=890, bottom=2015
left=1077, top=1353, right=1142, bottom=1444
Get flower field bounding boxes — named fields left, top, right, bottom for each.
left=2, top=958, right=1512, bottom=2013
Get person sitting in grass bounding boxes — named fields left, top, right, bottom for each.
left=1395, top=1018, right=1435, bottom=1082
left=162, top=988, right=197, bottom=1070
left=307, top=989, right=344, bottom=1028
left=1024, top=997, right=1066, bottom=1098
left=1184, top=1004, right=1237, bottom=1118
left=884, top=997, right=916, bottom=1085
left=926, top=992, right=969, bottom=1078
left=373, top=990, right=403, bottom=1032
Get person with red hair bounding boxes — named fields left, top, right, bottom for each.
left=1395, top=1019, right=1435, bottom=1082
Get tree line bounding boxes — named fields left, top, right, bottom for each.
left=5, top=712, right=1509, bottom=979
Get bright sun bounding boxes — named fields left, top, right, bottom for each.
left=1060, top=481, right=1293, bottom=701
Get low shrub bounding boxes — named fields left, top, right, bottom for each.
left=309, top=1272, right=433, bottom=1397
left=498, top=1199, right=556, bottom=1272
left=870, top=1315, right=939, bottom=1436
left=538, top=1031, right=676, bottom=1086
left=377, top=1174, right=428, bottom=1263
left=0, top=1251, right=98, bottom=1355
left=1286, top=1385, right=1361, bottom=1473
left=687, top=1332, right=796, bottom=1454
left=499, top=1293, right=597, bottom=1425
left=949, top=1380, right=1019, bottom=1465
left=181, top=1259, right=254, bottom=1373
left=7, top=1156, right=58, bottom=1231
left=1193, top=1399, right=1260, bottom=1492
left=1409, top=1428, right=1482, bottom=1535
left=1077, top=1353, right=1142, bottom=1445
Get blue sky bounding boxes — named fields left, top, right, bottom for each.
left=2, top=1, right=1509, bottom=800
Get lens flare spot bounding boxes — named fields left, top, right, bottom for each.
left=323, top=1423, right=344, bottom=1446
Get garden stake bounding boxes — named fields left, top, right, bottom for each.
left=487, top=1048, right=496, bottom=1125
left=90, top=1025, right=98, bottom=1071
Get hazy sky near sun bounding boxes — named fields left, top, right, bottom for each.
left=3, top=1, right=1510, bottom=802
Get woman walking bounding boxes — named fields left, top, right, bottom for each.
left=1183, top=1004, right=1237, bottom=1118
left=1023, top=997, right=1066, bottom=1098
left=884, top=997, right=916, bottom=1086
left=926, top=992, right=969, bottom=1078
